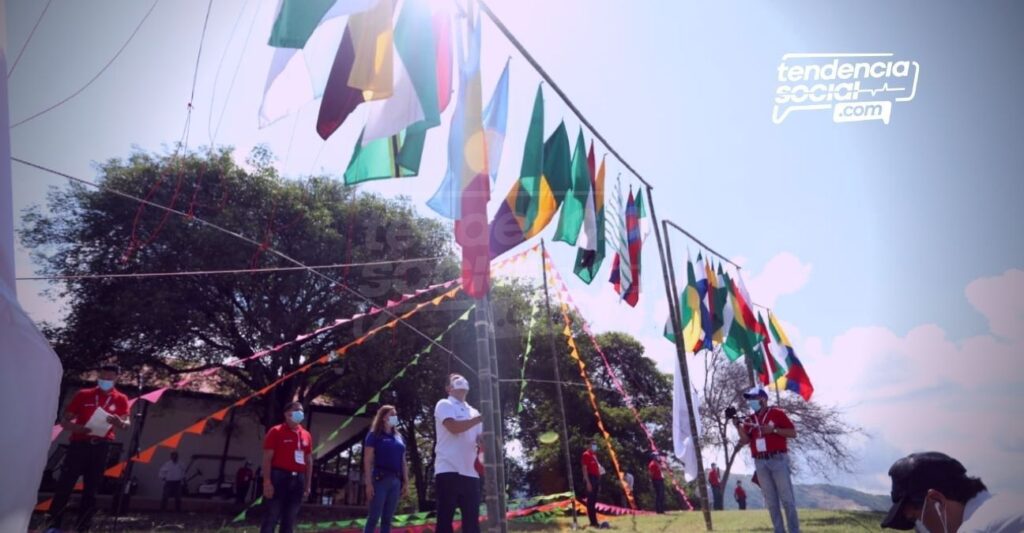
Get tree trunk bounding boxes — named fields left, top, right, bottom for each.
left=401, top=422, right=428, bottom=510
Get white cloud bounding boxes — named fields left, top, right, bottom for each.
left=744, top=252, right=813, bottom=309
left=965, top=268, right=1024, bottom=340
left=795, top=268, right=1024, bottom=493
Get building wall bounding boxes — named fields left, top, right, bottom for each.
left=48, top=386, right=369, bottom=500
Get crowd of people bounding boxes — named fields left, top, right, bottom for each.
left=41, top=366, right=1024, bottom=533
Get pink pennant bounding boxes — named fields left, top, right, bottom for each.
left=141, top=387, right=169, bottom=403
left=295, top=333, right=313, bottom=342
left=51, top=424, right=62, bottom=442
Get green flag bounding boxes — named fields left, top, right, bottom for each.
left=553, top=129, right=591, bottom=245
left=268, top=0, right=336, bottom=48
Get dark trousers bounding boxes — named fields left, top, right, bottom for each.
left=435, top=472, right=480, bottom=533
left=161, top=480, right=183, bottom=511
left=48, top=440, right=110, bottom=532
left=261, top=469, right=306, bottom=533
left=236, top=481, right=252, bottom=504
left=585, top=474, right=601, bottom=526
left=738, top=497, right=747, bottom=510
left=712, top=485, right=723, bottom=510
left=653, top=478, right=666, bottom=514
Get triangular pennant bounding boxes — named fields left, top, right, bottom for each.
left=132, top=446, right=158, bottom=463
left=35, top=498, right=52, bottom=512
left=104, top=463, right=126, bottom=478
left=368, top=392, right=381, bottom=403
left=211, top=408, right=230, bottom=421
left=159, top=432, right=184, bottom=449
left=183, top=417, right=206, bottom=433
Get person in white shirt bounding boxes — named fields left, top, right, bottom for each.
left=881, top=451, right=1024, bottom=532
left=158, top=451, right=186, bottom=512
left=433, top=374, right=483, bottom=533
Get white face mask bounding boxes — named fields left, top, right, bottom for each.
left=387, top=415, right=399, bottom=427
left=914, top=499, right=947, bottom=533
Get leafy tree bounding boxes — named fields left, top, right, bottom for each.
left=20, top=147, right=458, bottom=428
left=698, top=349, right=861, bottom=491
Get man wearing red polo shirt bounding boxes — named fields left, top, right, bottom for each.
left=580, top=439, right=605, bottom=528
left=261, top=402, right=313, bottom=533
left=46, top=364, right=131, bottom=533
left=647, top=452, right=666, bottom=514
left=731, top=386, right=799, bottom=533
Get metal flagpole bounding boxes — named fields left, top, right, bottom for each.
left=485, top=300, right=509, bottom=532
left=649, top=206, right=713, bottom=530
left=475, top=295, right=503, bottom=532
left=539, top=239, right=579, bottom=529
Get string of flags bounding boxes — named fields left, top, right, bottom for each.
left=663, top=253, right=814, bottom=400
left=35, top=285, right=465, bottom=512
left=543, top=250, right=693, bottom=510
left=545, top=262, right=636, bottom=509
left=515, top=301, right=539, bottom=414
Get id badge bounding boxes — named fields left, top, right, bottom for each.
left=294, top=450, right=306, bottom=465
left=755, top=438, right=767, bottom=453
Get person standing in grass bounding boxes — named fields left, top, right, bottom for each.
left=363, top=405, right=409, bottom=533
left=734, top=480, right=747, bottom=510
left=261, top=402, right=313, bottom=533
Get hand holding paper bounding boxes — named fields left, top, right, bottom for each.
left=84, top=406, right=113, bottom=437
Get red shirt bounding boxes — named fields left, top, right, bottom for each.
left=647, top=459, right=663, bottom=481
left=741, top=406, right=794, bottom=457
left=735, top=485, right=746, bottom=500
left=66, top=386, right=130, bottom=442
left=581, top=449, right=600, bottom=476
left=263, top=423, right=313, bottom=473
left=236, top=466, right=254, bottom=485
left=709, top=468, right=721, bottom=487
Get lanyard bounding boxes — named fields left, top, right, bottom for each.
left=292, top=427, right=304, bottom=451
left=94, top=392, right=114, bottom=412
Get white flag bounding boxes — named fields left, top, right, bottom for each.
left=673, top=357, right=703, bottom=482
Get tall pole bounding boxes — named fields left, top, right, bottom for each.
left=540, top=239, right=579, bottom=529
left=646, top=189, right=712, bottom=531
left=486, top=300, right=509, bottom=532
left=474, top=295, right=502, bottom=532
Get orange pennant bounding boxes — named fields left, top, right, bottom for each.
left=184, top=419, right=207, bottom=435
left=132, top=446, right=158, bottom=463
left=233, top=397, right=250, bottom=407
left=105, top=463, right=126, bottom=478
left=159, top=432, right=184, bottom=449
left=35, top=498, right=52, bottom=512
left=211, top=408, right=230, bottom=421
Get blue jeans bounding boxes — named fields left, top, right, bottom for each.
left=754, top=454, right=800, bottom=533
left=261, top=469, right=306, bottom=533
left=364, top=474, right=401, bottom=533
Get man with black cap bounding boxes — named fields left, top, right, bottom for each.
left=730, top=386, right=799, bottom=533
left=881, top=451, right=1023, bottom=532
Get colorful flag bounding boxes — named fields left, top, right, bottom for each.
left=347, top=0, right=395, bottom=101
left=607, top=177, right=635, bottom=303
left=432, top=6, right=453, bottom=113
left=754, top=312, right=786, bottom=385
left=665, top=251, right=702, bottom=350
left=343, top=130, right=421, bottom=184
left=713, top=263, right=732, bottom=344
left=438, top=13, right=490, bottom=298
left=360, top=0, right=439, bottom=145
left=315, top=20, right=363, bottom=139
left=721, top=272, right=761, bottom=362
left=769, top=311, right=814, bottom=401
left=622, top=188, right=641, bottom=306
left=553, top=129, right=592, bottom=246
left=574, top=147, right=605, bottom=284
left=261, top=5, right=349, bottom=128
left=488, top=86, right=572, bottom=258
left=268, top=0, right=375, bottom=49
left=426, top=38, right=508, bottom=221
left=692, top=253, right=712, bottom=351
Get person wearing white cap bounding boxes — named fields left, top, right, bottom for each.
left=433, top=373, right=484, bottom=533
left=728, top=386, right=800, bottom=533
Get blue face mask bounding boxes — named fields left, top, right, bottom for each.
left=97, top=379, right=114, bottom=392
left=747, top=400, right=762, bottom=412
left=289, top=410, right=304, bottom=424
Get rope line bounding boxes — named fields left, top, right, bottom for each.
left=6, top=0, right=54, bottom=79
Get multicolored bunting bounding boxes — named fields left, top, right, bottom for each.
left=552, top=292, right=636, bottom=509
left=515, top=301, right=539, bottom=414
left=544, top=249, right=693, bottom=510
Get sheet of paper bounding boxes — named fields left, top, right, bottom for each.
left=84, top=406, right=112, bottom=437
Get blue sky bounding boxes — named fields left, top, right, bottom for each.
left=7, top=0, right=1024, bottom=494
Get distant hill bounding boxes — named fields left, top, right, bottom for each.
left=714, top=474, right=890, bottom=512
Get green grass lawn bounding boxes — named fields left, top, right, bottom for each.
left=40, top=508, right=883, bottom=532
left=507, top=509, right=885, bottom=532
